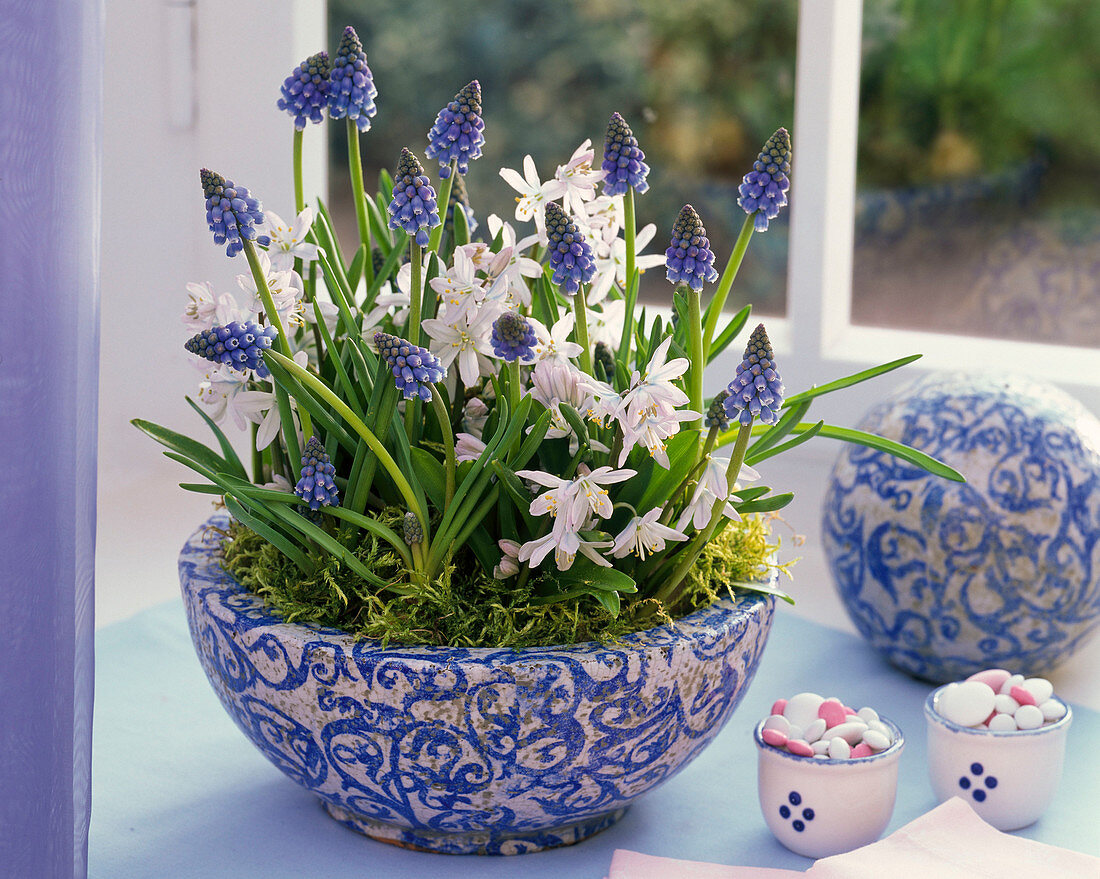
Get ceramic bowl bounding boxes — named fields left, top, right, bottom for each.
left=925, top=685, right=1072, bottom=830
left=823, top=372, right=1100, bottom=683
left=754, top=715, right=904, bottom=859
left=180, top=515, right=776, bottom=855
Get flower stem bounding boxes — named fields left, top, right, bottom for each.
left=702, top=214, right=754, bottom=354
left=428, top=160, right=457, bottom=254
left=404, top=241, right=424, bottom=440
left=430, top=386, right=456, bottom=506
left=616, top=188, right=638, bottom=366
left=346, top=118, right=373, bottom=288
left=661, top=423, right=720, bottom=525
left=687, top=282, right=704, bottom=432
left=654, top=421, right=753, bottom=608
left=293, top=128, right=305, bottom=214
left=572, top=287, right=593, bottom=376
left=243, top=238, right=307, bottom=472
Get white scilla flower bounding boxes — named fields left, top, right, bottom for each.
left=611, top=508, right=689, bottom=560
left=499, top=155, right=566, bottom=241
left=262, top=208, right=320, bottom=273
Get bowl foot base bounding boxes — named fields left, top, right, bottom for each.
left=321, top=800, right=628, bottom=855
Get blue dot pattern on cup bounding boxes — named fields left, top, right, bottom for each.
left=958, top=762, right=998, bottom=803
left=778, top=790, right=815, bottom=832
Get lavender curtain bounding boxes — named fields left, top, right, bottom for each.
left=0, top=1, right=101, bottom=876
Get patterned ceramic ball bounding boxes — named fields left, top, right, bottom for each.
left=823, top=372, right=1100, bottom=682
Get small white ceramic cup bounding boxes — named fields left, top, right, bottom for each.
left=925, top=686, right=1072, bottom=831
left=754, top=715, right=904, bottom=859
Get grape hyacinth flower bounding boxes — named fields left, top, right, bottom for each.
left=545, top=202, right=597, bottom=296
left=738, top=128, right=792, bottom=232
left=491, top=312, right=538, bottom=362
left=388, top=148, right=441, bottom=247
left=705, top=390, right=730, bottom=430
left=402, top=511, right=423, bottom=545
left=327, top=26, right=377, bottom=132
left=185, top=321, right=277, bottom=377
left=724, top=323, right=785, bottom=426
left=601, top=112, right=650, bottom=197
left=594, top=341, right=615, bottom=381
left=425, top=80, right=485, bottom=178
left=200, top=169, right=271, bottom=258
left=375, top=331, right=446, bottom=402
left=665, top=204, right=719, bottom=291
left=277, top=51, right=331, bottom=130
left=294, top=436, right=340, bottom=510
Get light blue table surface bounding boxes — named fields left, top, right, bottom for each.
left=90, top=602, right=1100, bottom=878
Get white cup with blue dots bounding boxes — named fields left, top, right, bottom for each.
left=754, top=715, right=905, bottom=858
left=925, top=685, right=1072, bottom=830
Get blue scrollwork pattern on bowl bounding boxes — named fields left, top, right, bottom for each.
left=823, top=372, right=1100, bottom=682
left=179, top=515, right=775, bottom=855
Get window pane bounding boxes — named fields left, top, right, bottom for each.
left=853, top=1, right=1100, bottom=347
left=328, top=0, right=796, bottom=314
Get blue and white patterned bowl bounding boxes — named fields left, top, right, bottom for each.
left=823, top=372, right=1100, bottom=682
left=179, top=515, right=776, bottom=855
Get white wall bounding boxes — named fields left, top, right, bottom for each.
left=97, top=0, right=326, bottom=626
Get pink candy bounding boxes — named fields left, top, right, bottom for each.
left=770, top=698, right=788, bottom=716
left=966, top=668, right=1011, bottom=692
left=851, top=743, right=874, bottom=759
left=1011, top=685, right=1037, bottom=707
left=762, top=729, right=788, bottom=748
left=786, top=739, right=814, bottom=758
left=818, top=701, right=847, bottom=728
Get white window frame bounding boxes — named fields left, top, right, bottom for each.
left=704, top=0, right=1100, bottom=423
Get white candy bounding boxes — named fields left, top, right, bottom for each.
left=828, top=720, right=869, bottom=745
left=813, top=753, right=829, bottom=759
left=936, top=680, right=996, bottom=727
left=993, top=693, right=1019, bottom=714
left=787, top=724, right=804, bottom=742
left=862, top=729, right=891, bottom=751
left=988, top=713, right=1017, bottom=732
left=857, top=706, right=879, bottom=724
left=868, top=719, right=891, bottom=739
left=763, top=714, right=790, bottom=734
left=1022, top=677, right=1054, bottom=705
left=812, top=739, right=831, bottom=755
left=783, top=692, right=826, bottom=731
left=1040, top=699, right=1067, bottom=722
left=827, top=737, right=851, bottom=759
left=1014, top=704, right=1044, bottom=730
left=803, top=718, right=827, bottom=744
left=999, top=673, right=1025, bottom=696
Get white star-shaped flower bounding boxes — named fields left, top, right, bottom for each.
left=611, top=508, right=689, bottom=559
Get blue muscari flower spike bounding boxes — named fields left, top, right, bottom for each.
left=294, top=436, right=340, bottom=511
left=327, top=26, right=377, bottom=133
left=491, top=312, right=538, bottom=362
left=388, top=148, right=441, bottom=247
left=724, top=324, right=785, bottom=426
left=426, top=80, right=485, bottom=179
left=185, top=321, right=277, bottom=377
left=738, top=128, right=791, bottom=232
left=200, top=169, right=271, bottom=258
left=545, top=202, right=597, bottom=297
left=375, top=332, right=446, bottom=402
left=278, top=51, right=331, bottom=130
left=601, top=112, right=650, bottom=197
left=665, top=204, right=719, bottom=291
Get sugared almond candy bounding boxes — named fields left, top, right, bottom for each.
left=787, top=739, right=815, bottom=758
left=999, top=673, right=1025, bottom=695
left=818, top=701, right=848, bottom=729
left=1010, top=685, right=1037, bottom=707
left=1023, top=677, right=1054, bottom=704
left=935, top=680, right=996, bottom=727
left=783, top=693, right=825, bottom=731
left=988, top=713, right=1017, bottom=732
left=850, top=743, right=874, bottom=758
left=966, top=668, right=1011, bottom=692
left=1014, top=704, right=1044, bottom=730
left=771, top=698, right=788, bottom=716
left=1041, top=699, right=1067, bottom=722
left=762, top=728, right=788, bottom=748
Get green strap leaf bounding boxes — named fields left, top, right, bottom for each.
left=132, top=418, right=235, bottom=479
left=183, top=397, right=248, bottom=481
left=785, top=423, right=966, bottom=482
left=707, top=304, right=752, bottom=364
left=782, top=355, right=923, bottom=408
left=746, top=420, right=825, bottom=465
left=746, top=398, right=812, bottom=459
left=223, top=495, right=313, bottom=573
left=735, top=492, right=794, bottom=515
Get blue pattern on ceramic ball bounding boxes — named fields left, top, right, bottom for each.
left=823, top=372, right=1100, bottom=682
